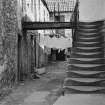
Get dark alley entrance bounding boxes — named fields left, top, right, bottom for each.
left=51, top=49, right=66, bottom=61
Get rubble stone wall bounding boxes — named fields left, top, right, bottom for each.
left=0, top=0, right=50, bottom=89
left=0, top=0, right=18, bottom=88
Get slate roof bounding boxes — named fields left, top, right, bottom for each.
left=45, top=0, right=76, bottom=12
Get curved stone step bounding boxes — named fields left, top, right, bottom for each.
left=76, top=36, right=104, bottom=40
left=79, top=37, right=101, bottom=40
left=66, top=71, right=105, bottom=78
left=74, top=43, right=104, bottom=47
left=70, top=58, right=103, bottom=61
left=76, top=36, right=104, bottom=39
left=76, top=33, right=104, bottom=38
left=76, top=31, right=105, bottom=37
left=68, top=64, right=105, bottom=71
left=72, top=47, right=104, bottom=53
left=77, top=25, right=105, bottom=31
left=71, top=52, right=104, bottom=58
left=76, top=42, right=103, bottom=44
left=64, top=78, right=105, bottom=86
left=78, top=24, right=105, bottom=29
left=75, top=34, right=104, bottom=39
left=70, top=58, right=105, bottom=64
left=66, top=70, right=105, bottom=75
left=64, top=78, right=105, bottom=83
left=78, top=23, right=105, bottom=28
left=77, top=24, right=105, bottom=30
left=77, top=28, right=105, bottom=33
left=76, top=47, right=103, bottom=50
left=74, top=42, right=104, bottom=47
left=63, top=86, right=105, bottom=93
left=76, top=37, right=104, bottom=42
left=69, top=64, right=104, bottom=68
left=77, top=30, right=105, bottom=35
left=78, top=26, right=104, bottom=30
left=75, top=52, right=102, bottom=55
left=79, top=20, right=105, bottom=26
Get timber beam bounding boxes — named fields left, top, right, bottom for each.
left=22, top=22, right=75, bottom=30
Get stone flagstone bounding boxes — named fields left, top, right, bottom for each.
left=53, top=94, right=105, bottom=105
left=22, top=91, right=50, bottom=105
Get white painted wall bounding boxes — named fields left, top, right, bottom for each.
left=79, top=0, right=105, bottom=22
left=37, top=0, right=50, bottom=34
left=25, top=0, right=35, bottom=21
left=64, top=13, right=72, bottom=38
left=17, top=0, right=23, bottom=30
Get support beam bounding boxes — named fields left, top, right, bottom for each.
left=22, top=22, right=74, bottom=30
left=50, top=10, right=74, bottom=14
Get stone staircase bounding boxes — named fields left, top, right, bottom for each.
left=63, top=20, right=105, bottom=94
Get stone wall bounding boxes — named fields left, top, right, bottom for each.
left=0, top=0, right=50, bottom=89
left=0, top=0, right=18, bottom=88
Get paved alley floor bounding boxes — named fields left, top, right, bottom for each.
left=53, top=94, right=105, bottom=105
left=1, top=61, right=105, bottom=105
left=0, top=61, right=67, bottom=105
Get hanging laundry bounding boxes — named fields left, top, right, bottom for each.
left=43, top=36, right=72, bottom=49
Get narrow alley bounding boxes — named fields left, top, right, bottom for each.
left=0, top=61, right=67, bottom=105
left=1, top=0, right=105, bottom=105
